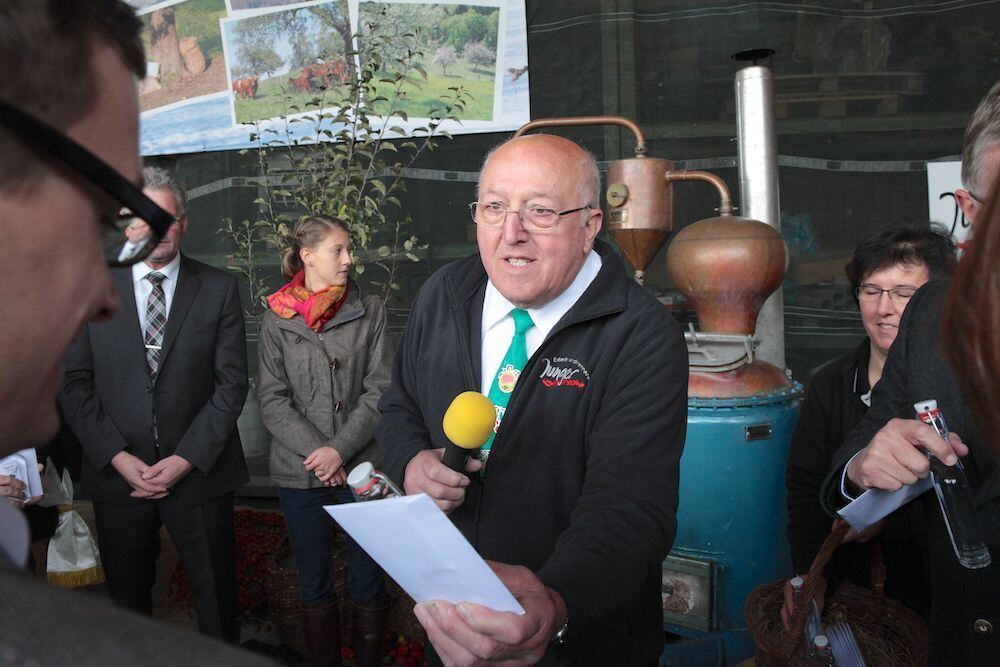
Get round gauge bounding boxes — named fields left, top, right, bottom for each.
left=606, top=182, right=629, bottom=207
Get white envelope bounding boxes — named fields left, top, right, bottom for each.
left=325, top=493, right=524, bottom=614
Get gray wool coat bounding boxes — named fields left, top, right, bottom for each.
left=258, top=283, right=392, bottom=488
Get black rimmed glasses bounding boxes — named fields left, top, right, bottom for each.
left=855, top=284, right=918, bottom=305
left=469, top=201, right=594, bottom=233
left=0, top=99, right=175, bottom=267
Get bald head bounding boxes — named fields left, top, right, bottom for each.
left=479, top=134, right=601, bottom=209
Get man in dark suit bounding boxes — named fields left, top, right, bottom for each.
left=823, top=80, right=1000, bottom=664
left=60, top=166, right=249, bottom=643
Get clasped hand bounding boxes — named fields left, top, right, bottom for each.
left=111, top=451, right=192, bottom=499
left=304, top=445, right=347, bottom=486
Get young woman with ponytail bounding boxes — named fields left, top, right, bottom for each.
left=257, top=216, right=391, bottom=667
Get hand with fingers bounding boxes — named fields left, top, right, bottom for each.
left=322, top=468, right=348, bottom=487
left=140, top=454, right=193, bottom=492
left=110, top=450, right=170, bottom=500
left=403, top=449, right=482, bottom=513
left=304, top=446, right=345, bottom=485
left=0, top=473, right=27, bottom=507
left=414, top=562, right=566, bottom=666
left=846, top=418, right=968, bottom=492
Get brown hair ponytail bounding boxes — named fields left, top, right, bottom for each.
left=280, top=215, right=350, bottom=279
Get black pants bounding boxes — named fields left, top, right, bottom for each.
left=93, top=492, right=238, bottom=642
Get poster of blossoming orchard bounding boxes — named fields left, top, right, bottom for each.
left=132, top=0, right=529, bottom=156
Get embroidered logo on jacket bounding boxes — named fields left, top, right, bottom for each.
left=538, top=356, right=590, bottom=389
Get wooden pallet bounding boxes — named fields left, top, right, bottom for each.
left=722, top=71, right=924, bottom=119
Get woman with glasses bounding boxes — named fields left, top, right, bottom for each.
left=782, top=224, right=956, bottom=628
left=257, top=216, right=392, bottom=667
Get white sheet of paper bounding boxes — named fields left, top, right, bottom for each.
left=325, top=493, right=524, bottom=614
left=837, top=477, right=933, bottom=533
left=0, top=448, right=43, bottom=498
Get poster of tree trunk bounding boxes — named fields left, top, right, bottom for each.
left=134, top=0, right=529, bottom=156
left=136, top=0, right=229, bottom=112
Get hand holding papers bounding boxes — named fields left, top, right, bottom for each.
left=325, top=493, right=524, bottom=614
left=0, top=448, right=44, bottom=502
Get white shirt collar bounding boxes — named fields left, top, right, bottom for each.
left=132, top=253, right=181, bottom=285
left=482, top=249, right=602, bottom=338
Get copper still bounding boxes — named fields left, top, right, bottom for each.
left=513, top=115, right=790, bottom=397
left=666, top=214, right=785, bottom=335
left=515, top=116, right=672, bottom=285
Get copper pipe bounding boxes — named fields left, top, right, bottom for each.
left=513, top=116, right=647, bottom=157
left=663, top=170, right=734, bottom=215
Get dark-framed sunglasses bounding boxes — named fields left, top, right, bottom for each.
left=0, top=99, right=175, bottom=267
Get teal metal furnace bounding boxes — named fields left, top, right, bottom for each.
left=661, top=383, right=803, bottom=666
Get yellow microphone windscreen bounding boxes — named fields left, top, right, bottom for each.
left=442, top=391, right=496, bottom=449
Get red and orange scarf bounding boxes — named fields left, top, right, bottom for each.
left=267, top=271, right=348, bottom=332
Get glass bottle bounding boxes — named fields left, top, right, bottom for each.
left=914, top=400, right=991, bottom=569
left=810, top=634, right=835, bottom=666
left=790, top=576, right=821, bottom=650
left=347, top=461, right=404, bottom=501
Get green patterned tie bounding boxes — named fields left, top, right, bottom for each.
left=481, top=308, right=534, bottom=466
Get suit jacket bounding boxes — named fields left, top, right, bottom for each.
left=822, top=280, right=1000, bottom=664
left=60, top=254, right=249, bottom=506
left=0, top=549, right=276, bottom=665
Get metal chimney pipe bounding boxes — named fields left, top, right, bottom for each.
left=735, top=61, right=786, bottom=369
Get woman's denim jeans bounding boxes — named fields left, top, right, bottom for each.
left=279, top=485, right=387, bottom=606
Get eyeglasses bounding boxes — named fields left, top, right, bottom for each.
left=469, top=201, right=594, bottom=232
left=0, top=99, right=175, bottom=267
left=855, top=285, right=918, bottom=305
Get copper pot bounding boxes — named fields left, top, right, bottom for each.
left=689, top=360, right=790, bottom=398
left=667, top=215, right=786, bottom=335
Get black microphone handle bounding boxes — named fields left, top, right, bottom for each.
left=443, top=444, right=477, bottom=472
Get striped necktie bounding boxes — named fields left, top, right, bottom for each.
left=144, top=271, right=167, bottom=377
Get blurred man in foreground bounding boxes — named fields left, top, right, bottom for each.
left=0, top=2, right=272, bottom=664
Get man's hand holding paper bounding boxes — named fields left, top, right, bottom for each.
left=415, top=562, right=566, bottom=666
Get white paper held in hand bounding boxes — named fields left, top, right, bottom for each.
left=325, top=493, right=525, bottom=614
left=0, top=447, right=44, bottom=499
left=837, top=478, right=932, bottom=533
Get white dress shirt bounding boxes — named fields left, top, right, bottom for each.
left=131, top=255, right=181, bottom=333
left=480, top=250, right=602, bottom=394
left=0, top=501, right=29, bottom=568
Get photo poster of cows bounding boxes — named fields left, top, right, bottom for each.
left=135, top=0, right=529, bottom=156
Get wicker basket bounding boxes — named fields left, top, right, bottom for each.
left=745, top=520, right=928, bottom=666
left=264, top=535, right=349, bottom=656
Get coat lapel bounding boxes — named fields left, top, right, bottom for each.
left=157, top=255, right=201, bottom=374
